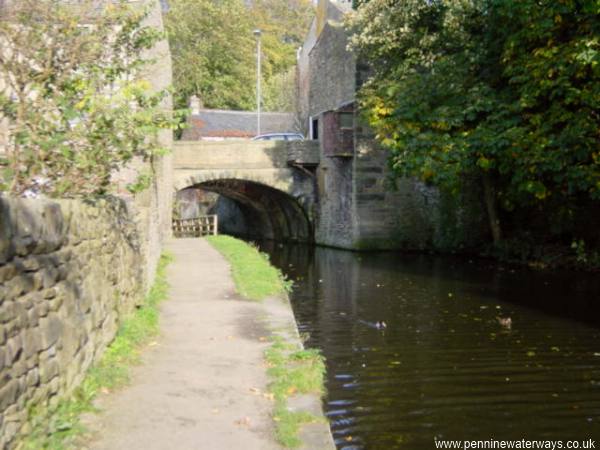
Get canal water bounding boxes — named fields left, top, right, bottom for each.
left=258, top=242, right=600, bottom=449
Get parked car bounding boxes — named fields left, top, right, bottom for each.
left=252, top=132, right=304, bottom=141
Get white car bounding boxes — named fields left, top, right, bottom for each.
left=252, top=133, right=304, bottom=141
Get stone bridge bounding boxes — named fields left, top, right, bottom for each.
left=173, top=140, right=320, bottom=242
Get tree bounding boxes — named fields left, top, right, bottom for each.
left=349, top=0, right=600, bottom=245
left=0, top=0, right=179, bottom=197
left=166, top=0, right=314, bottom=111
left=165, top=0, right=256, bottom=111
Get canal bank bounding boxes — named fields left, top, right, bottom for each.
left=84, top=238, right=333, bottom=450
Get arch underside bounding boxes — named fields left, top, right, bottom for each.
left=187, top=178, right=313, bottom=243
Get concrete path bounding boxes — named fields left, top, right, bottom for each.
left=85, top=238, right=284, bottom=450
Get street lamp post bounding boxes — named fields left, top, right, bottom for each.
left=254, top=29, right=262, bottom=136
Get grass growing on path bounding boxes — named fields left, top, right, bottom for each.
left=22, top=252, right=173, bottom=450
left=265, top=337, right=326, bottom=448
left=205, top=235, right=291, bottom=300
left=206, top=235, right=326, bottom=448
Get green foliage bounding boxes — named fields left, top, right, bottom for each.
left=165, top=0, right=313, bottom=111
left=263, top=68, right=298, bottom=112
left=165, top=0, right=256, bottom=111
left=0, top=0, right=183, bottom=197
left=349, top=0, right=600, bottom=243
left=265, top=336, right=326, bottom=448
left=23, top=252, right=173, bottom=449
left=206, top=235, right=292, bottom=300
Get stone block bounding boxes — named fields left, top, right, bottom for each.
left=22, top=328, right=42, bottom=359
left=39, top=358, right=59, bottom=384
left=0, top=379, right=19, bottom=411
left=7, top=275, right=34, bottom=298
left=6, top=335, right=23, bottom=364
left=37, top=202, right=65, bottom=253
left=34, top=302, right=49, bottom=319
left=11, top=359, right=27, bottom=377
left=25, top=368, right=40, bottom=387
left=48, top=376, right=60, bottom=395
left=20, top=257, right=40, bottom=272
left=41, top=266, right=59, bottom=289
left=0, top=264, right=16, bottom=283
left=39, top=316, right=63, bottom=350
left=42, top=287, right=57, bottom=300
left=0, top=301, right=15, bottom=323
left=0, top=199, right=15, bottom=264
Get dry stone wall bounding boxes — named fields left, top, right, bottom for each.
left=0, top=197, right=150, bottom=448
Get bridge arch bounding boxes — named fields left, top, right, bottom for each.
left=172, top=140, right=318, bottom=242
left=176, top=176, right=313, bottom=242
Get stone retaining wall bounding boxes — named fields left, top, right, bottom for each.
left=0, top=197, right=149, bottom=448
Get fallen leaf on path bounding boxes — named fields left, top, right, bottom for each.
left=263, top=393, right=275, bottom=401
left=234, top=417, right=251, bottom=427
left=249, top=387, right=261, bottom=395
left=100, top=388, right=110, bottom=395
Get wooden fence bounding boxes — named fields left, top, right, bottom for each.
left=172, top=215, right=218, bottom=238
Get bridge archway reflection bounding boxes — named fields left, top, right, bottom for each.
left=176, top=179, right=312, bottom=243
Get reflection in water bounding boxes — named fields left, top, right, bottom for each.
left=257, top=241, right=600, bottom=449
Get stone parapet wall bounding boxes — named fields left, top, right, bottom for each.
left=0, top=197, right=148, bottom=448
left=174, top=141, right=287, bottom=169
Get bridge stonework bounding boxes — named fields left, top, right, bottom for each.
left=173, top=140, right=318, bottom=242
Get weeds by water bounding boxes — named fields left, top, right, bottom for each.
left=22, top=252, right=173, bottom=450
left=265, top=336, right=326, bottom=448
left=205, top=235, right=292, bottom=300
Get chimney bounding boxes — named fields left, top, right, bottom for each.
left=189, top=95, right=203, bottom=115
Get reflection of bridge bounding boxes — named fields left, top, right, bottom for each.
left=173, top=140, right=320, bottom=242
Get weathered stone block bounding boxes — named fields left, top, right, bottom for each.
left=25, top=368, right=40, bottom=387
left=0, top=199, right=15, bottom=264
left=5, top=335, right=23, bottom=364
left=48, top=376, right=59, bottom=395
left=41, top=267, right=59, bottom=289
left=39, top=359, right=59, bottom=384
left=42, top=287, right=57, bottom=300
left=20, top=257, right=40, bottom=272
left=0, top=301, right=15, bottom=323
left=0, top=379, right=19, bottom=411
left=23, top=329, right=42, bottom=359
left=11, top=359, right=27, bottom=378
left=7, top=275, right=34, bottom=298
left=39, top=316, right=63, bottom=350
left=34, top=302, right=49, bottom=319
left=0, top=264, right=16, bottom=283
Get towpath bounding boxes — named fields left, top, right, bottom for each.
left=85, top=238, right=283, bottom=450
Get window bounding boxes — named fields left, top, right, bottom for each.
left=339, top=112, right=353, bottom=129
left=311, top=118, right=319, bottom=140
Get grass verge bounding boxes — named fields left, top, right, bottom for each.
left=22, top=252, right=173, bottom=450
left=206, top=235, right=326, bottom=448
left=265, top=336, right=326, bottom=448
left=205, top=235, right=291, bottom=300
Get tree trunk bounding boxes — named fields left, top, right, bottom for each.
left=482, top=172, right=502, bottom=245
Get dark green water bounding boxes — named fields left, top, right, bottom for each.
left=258, top=242, right=600, bottom=450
